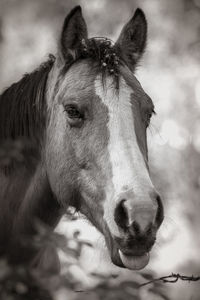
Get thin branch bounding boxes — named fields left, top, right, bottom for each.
left=140, top=273, right=200, bottom=287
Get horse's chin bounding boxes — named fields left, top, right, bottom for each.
left=102, top=224, right=150, bottom=270
left=110, top=243, right=150, bottom=270
left=118, top=250, right=150, bottom=270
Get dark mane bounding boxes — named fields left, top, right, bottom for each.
left=0, top=55, right=55, bottom=142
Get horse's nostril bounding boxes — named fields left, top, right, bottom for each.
left=114, top=197, right=158, bottom=236
left=132, top=221, right=140, bottom=235
left=114, top=193, right=164, bottom=235
left=114, top=199, right=128, bottom=229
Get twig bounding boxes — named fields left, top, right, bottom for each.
left=140, top=273, right=200, bottom=287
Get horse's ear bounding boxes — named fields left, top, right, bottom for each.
left=59, top=6, right=88, bottom=61
left=115, top=8, right=147, bottom=70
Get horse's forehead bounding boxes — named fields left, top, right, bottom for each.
left=94, top=76, right=132, bottom=109
left=58, top=61, right=152, bottom=112
left=60, top=61, right=97, bottom=97
left=59, top=62, right=139, bottom=99
left=94, top=68, right=146, bottom=111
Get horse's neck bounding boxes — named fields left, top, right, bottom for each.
left=2, top=161, right=63, bottom=266
left=13, top=162, right=63, bottom=237
left=0, top=160, right=63, bottom=255
left=0, top=166, right=31, bottom=249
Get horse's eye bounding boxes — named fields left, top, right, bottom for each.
left=64, top=105, right=83, bottom=119
left=146, top=109, right=155, bottom=128
left=147, top=113, right=152, bottom=121
left=64, top=104, right=84, bottom=127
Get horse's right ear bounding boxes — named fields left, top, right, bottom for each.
left=59, top=6, right=88, bottom=61
left=115, top=8, right=147, bottom=71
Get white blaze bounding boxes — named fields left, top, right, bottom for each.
left=95, top=76, right=154, bottom=236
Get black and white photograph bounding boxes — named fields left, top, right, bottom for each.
left=0, top=0, right=200, bottom=299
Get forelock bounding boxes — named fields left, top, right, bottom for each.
left=60, top=37, right=127, bottom=90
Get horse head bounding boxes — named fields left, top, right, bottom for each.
left=45, top=6, right=164, bottom=270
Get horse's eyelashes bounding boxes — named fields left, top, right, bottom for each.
left=145, top=111, right=154, bottom=128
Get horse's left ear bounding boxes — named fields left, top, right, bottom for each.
left=115, top=8, right=147, bottom=70
left=59, top=6, right=88, bottom=61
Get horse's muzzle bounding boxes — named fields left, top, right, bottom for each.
left=102, top=193, right=164, bottom=270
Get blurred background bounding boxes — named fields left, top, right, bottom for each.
left=0, top=0, right=200, bottom=299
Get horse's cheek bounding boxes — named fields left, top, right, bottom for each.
left=45, top=115, right=76, bottom=203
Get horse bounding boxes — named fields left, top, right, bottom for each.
left=0, top=6, right=164, bottom=274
